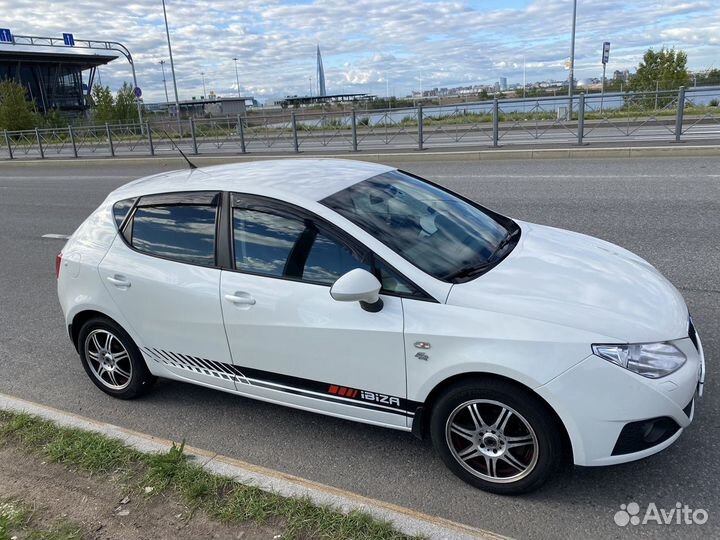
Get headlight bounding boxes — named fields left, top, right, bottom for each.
left=592, top=342, right=686, bottom=379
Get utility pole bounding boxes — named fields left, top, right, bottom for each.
left=233, top=57, right=241, bottom=98
left=162, top=0, right=182, bottom=131
left=159, top=60, right=170, bottom=105
left=568, top=0, right=577, bottom=120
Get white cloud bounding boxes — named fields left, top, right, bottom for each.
left=0, top=0, right=717, bottom=102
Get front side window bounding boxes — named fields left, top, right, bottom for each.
left=232, top=206, right=370, bottom=284
left=131, top=204, right=217, bottom=266
left=321, top=170, right=517, bottom=282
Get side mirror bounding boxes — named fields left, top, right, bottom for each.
left=330, top=268, right=384, bottom=312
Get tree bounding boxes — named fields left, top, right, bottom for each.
left=630, top=48, right=689, bottom=108
left=113, top=82, right=137, bottom=123
left=91, top=84, right=115, bottom=124
left=0, top=79, right=37, bottom=131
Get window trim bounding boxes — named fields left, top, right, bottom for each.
left=229, top=193, right=436, bottom=302
left=116, top=190, right=223, bottom=270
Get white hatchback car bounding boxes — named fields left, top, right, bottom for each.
left=57, top=159, right=705, bottom=494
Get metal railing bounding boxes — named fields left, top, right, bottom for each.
left=2, top=86, right=719, bottom=161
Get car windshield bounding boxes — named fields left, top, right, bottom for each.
left=321, top=170, right=517, bottom=282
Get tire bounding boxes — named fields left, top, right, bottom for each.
left=77, top=317, right=156, bottom=399
left=430, top=378, right=563, bottom=495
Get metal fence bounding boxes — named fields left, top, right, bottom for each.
left=2, top=86, right=719, bottom=161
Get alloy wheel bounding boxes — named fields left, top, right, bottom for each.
left=445, top=399, right=539, bottom=483
left=84, top=329, right=133, bottom=391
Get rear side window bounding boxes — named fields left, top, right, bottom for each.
left=127, top=193, right=219, bottom=267
left=112, top=198, right=136, bottom=229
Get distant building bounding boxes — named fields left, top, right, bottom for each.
left=499, top=77, right=507, bottom=91
left=316, top=45, right=326, bottom=97
left=613, top=69, right=630, bottom=82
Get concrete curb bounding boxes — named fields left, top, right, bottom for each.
left=0, top=392, right=509, bottom=540
left=1, top=143, right=720, bottom=169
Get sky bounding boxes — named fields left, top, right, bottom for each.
left=1, top=0, right=718, bottom=103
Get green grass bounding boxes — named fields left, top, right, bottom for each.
left=0, top=411, right=420, bottom=540
left=0, top=497, right=83, bottom=540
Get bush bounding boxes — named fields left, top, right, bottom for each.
left=710, top=99, right=719, bottom=107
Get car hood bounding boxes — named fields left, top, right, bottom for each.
left=446, top=220, right=689, bottom=343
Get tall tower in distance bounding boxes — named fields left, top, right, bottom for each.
left=316, top=44, right=327, bottom=97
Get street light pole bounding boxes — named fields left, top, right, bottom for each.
left=568, top=0, right=577, bottom=120
left=159, top=60, right=170, bottom=105
left=162, top=0, right=182, bottom=131
left=201, top=71, right=207, bottom=98
left=233, top=57, right=241, bottom=98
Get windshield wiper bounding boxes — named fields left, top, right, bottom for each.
left=489, top=228, right=521, bottom=261
left=444, top=262, right=492, bottom=281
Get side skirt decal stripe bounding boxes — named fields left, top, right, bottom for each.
left=144, top=348, right=421, bottom=418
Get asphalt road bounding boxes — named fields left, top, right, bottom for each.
left=1, top=156, right=718, bottom=539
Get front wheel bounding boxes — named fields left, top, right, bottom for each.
left=430, top=379, right=564, bottom=495
left=78, top=317, right=155, bottom=399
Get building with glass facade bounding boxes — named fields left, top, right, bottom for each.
left=0, top=45, right=118, bottom=113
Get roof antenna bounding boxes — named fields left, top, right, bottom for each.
left=162, top=129, right=198, bottom=169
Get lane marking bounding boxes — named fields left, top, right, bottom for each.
left=41, top=234, right=71, bottom=240
left=0, top=392, right=510, bottom=540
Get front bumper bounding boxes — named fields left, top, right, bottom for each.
left=536, top=332, right=705, bottom=467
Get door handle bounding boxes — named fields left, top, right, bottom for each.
left=224, top=293, right=256, bottom=306
left=106, top=275, right=131, bottom=288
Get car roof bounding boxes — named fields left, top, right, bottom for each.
left=108, top=158, right=396, bottom=203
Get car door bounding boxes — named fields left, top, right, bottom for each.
left=98, top=191, right=236, bottom=391
left=219, top=194, right=415, bottom=428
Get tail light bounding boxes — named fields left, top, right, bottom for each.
left=56, top=253, right=63, bottom=278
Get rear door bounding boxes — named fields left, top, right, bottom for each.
left=98, top=191, right=236, bottom=391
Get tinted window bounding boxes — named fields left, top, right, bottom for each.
left=131, top=205, right=217, bottom=266
left=233, top=208, right=305, bottom=277
left=304, top=232, right=370, bottom=284
left=322, top=170, right=516, bottom=282
left=112, top=198, right=135, bottom=229
left=233, top=207, right=369, bottom=283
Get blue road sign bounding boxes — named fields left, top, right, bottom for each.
left=133, top=87, right=142, bottom=98
left=0, top=28, right=13, bottom=43
left=63, top=33, right=75, bottom=46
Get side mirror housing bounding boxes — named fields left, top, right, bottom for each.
left=330, top=268, right=384, bottom=312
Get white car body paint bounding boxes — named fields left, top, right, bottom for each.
left=57, top=159, right=705, bottom=468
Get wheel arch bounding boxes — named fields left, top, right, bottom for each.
left=412, top=372, right=574, bottom=465
left=69, top=309, right=127, bottom=352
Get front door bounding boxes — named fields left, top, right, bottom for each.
left=219, top=195, right=410, bottom=427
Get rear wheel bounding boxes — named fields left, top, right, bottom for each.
left=430, top=379, right=563, bottom=494
left=78, top=317, right=155, bottom=399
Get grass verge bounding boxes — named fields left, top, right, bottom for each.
left=0, top=410, right=420, bottom=540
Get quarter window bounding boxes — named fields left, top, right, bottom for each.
left=131, top=204, right=218, bottom=266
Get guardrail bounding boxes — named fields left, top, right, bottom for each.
left=2, top=86, right=719, bottom=161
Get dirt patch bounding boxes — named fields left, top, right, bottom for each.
left=0, top=445, right=281, bottom=540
